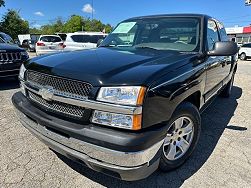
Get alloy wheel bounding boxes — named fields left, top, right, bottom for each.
left=163, top=116, right=194, bottom=161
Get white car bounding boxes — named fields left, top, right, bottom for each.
left=64, top=32, right=108, bottom=51
left=36, top=35, right=65, bottom=56
left=239, top=43, right=251, bottom=60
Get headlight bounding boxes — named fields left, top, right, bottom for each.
left=19, top=64, right=26, bottom=80
left=21, top=51, right=29, bottom=59
left=91, top=110, right=142, bottom=130
left=97, top=86, right=146, bottom=106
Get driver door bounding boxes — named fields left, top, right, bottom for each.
left=204, top=19, right=225, bottom=101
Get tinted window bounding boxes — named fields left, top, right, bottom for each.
left=217, top=22, right=228, bottom=41
left=71, top=35, right=106, bottom=43
left=242, top=43, right=251, bottom=48
left=207, top=20, right=220, bottom=50
left=40, top=36, right=62, bottom=42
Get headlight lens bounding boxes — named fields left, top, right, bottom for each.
left=92, top=110, right=142, bottom=130
left=19, top=64, right=26, bottom=80
left=97, top=86, right=146, bottom=106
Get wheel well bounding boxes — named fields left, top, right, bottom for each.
left=183, top=91, right=201, bottom=109
left=240, top=52, right=246, bottom=57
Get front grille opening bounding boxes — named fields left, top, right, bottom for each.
left=0, top=52, right=21, bottom=61
left=26, top=71, right=93, bottom=98
left=28, top=91, right=85, bottom=118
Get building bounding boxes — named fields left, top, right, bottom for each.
left=226, top=25, right=251, bottom=46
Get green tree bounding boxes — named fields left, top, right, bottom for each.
left=0, top=9, right=29, bottom=39
left=83, top=18, right=112, bottom=33
left=27, top=14, right=113, bottom=35
left=62, top=15, right=84, bottom=33
left=104, top=24, right=113, bottom=33
left=0, top=0, right=5, bottom=7
left=29, top=27, right=41, bottom=34
left=53, top=18, right=64, bottom=33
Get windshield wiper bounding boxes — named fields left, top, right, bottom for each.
left=99, top=44, right=115, bottom=48
left=134, top=46, right=158, bottom=50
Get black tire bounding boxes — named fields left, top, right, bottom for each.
left=220, top=74, right=235, bottom=98
left=240, top=53, right=246, bottom=60
left=159, top=102, right=201, bottom=172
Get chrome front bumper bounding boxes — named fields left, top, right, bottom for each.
left=15, top=108, right=163, bottom=180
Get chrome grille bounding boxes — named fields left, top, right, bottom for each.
left=0, top=52, right=21, bottom=62
left=28, top=91, right=85, bottom=118
left=26, top=71, right=93, bottom=98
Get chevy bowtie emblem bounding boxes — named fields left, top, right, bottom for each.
left=38, top=86, right=54, bottom=101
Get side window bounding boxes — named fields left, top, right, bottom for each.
left=207, top=20, right=220, bottom=51
left=217, top=22, right=229, bottom=41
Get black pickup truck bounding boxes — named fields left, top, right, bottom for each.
left=12, top=14, right=238, bottom=181
left=0, top=34, right=29, bottom=78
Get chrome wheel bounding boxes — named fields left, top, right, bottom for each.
left=163, top=117, right=194, bottom=161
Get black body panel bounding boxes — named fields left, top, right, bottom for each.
left=26, top=48, right=195, bottom=87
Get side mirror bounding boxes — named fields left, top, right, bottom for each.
left=207, top=41, right=238, bottom=56
left=97, top=39, right=104, bottom=47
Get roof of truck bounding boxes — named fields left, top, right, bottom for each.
left=125, top=13, right=212, bottom=21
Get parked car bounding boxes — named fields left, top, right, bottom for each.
left=21, top=39, right=36, bottom=52
left=36, top=35, right=64, bottom=56
left=0, top=36, right=29, bottom=78
left=238, top=43, right=251, bottom=60
left=64, top=32, right=108, bottom=51
left=13, top=14, right=238, bottom=181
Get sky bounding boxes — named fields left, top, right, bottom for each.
left=1, top=0, right=251, bottom=28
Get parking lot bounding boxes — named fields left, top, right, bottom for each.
left=0, top=60, right=250, bottom=188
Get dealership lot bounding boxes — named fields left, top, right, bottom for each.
left=0, top=60, right=250, bottom=188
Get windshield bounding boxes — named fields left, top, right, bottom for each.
left=100, top=17, right=201, bottom=52
left=0, top=33, right=14, bottom=44
left=0, top=37, right=5, bottom=43
left=40, top=36, right=62, bottom=43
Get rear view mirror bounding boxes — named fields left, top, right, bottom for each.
left=97, top=39, right=104, bottom=47
left=207, top=41, right=238, bottom=56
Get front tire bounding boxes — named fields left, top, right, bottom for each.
left=240, top=53, right=246, bottom=60
left=159, top=102, right=201, bottom=172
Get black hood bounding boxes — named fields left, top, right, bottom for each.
left=0, top=43, right=24, bottom=52
left=26, top=48, right=196, bottom=87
